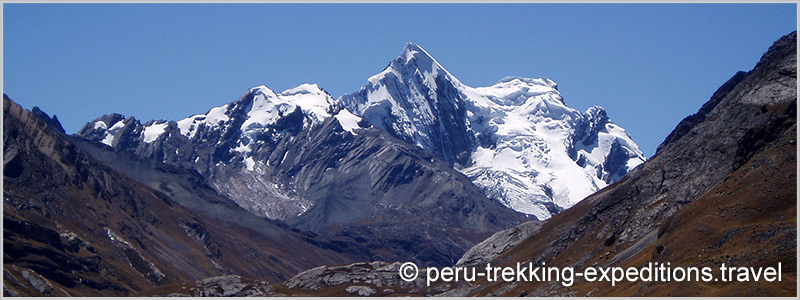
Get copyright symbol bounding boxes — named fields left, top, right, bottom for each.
left=399, top=262, right=419, bottom=281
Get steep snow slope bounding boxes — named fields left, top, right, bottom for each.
left=341, top=43, right=645, bottom=219
left=339, top=43, right=474, bottom=167
left=462, top=77, right=645, bottom=218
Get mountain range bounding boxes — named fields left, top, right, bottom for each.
left=4, top=31, right=795, bottom=297
left=77, top=42, right=645, bottom=221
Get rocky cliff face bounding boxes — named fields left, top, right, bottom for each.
left=455, top=220, right=544, bottom=268
left=3, top=96, right=365, bottom=296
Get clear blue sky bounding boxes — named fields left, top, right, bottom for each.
left=4, top=3, right=796, bottom=157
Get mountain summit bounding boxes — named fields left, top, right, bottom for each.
left=396, top=42, right=453, bottom=76
left=340, top=44, right=645, bottom=219
left=340, top=43, right=474, bottom=167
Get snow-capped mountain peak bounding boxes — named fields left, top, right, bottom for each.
left=367, top=43, right=459, bottom=88
left=474, top=76, right=565, bottom=108
left=397, top=42, right=452, bottom=77
left=341, top=43, right=646, bottom=220
left=342, top=43, right=474, bottom=166
left=241, top=85, right=299, bottom=132
left=172, top=83, right=341, bottom=141
left=498, top=76, right=558, bottom=89
left=249, top=84, right=277, bottom=96
left=278, top=83, right=337, bottom=123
